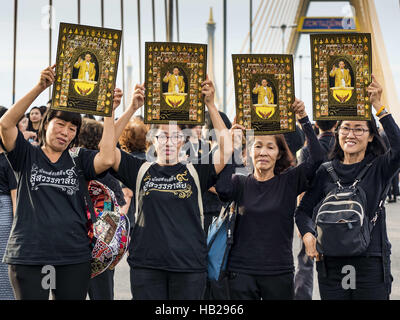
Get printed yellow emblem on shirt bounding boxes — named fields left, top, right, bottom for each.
left=143, top=170, right=193, bottom=199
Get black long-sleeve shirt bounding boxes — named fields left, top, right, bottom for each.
left=299, top=131, right=335, bottom=164
left=295, top=114, right=400, bottom=256
left=215, top=116, right=324, bottom=275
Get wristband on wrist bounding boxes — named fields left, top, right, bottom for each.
left=375, top=105, right=386, bottom=116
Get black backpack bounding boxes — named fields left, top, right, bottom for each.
left=314, top=161, right=379, bottom=256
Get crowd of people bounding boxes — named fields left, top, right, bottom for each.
left=0, top=65, right=399, bottom=300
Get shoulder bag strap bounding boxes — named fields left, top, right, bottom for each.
left=134, top=161, right=153, bottom=224
left=69, top=147, right=97, bottom=224
left=322, top=161, right=341, bottom=186
left=186, top=162, right=204, bottom=230
left=354, top=162, right=373, bottom=184
left=228, top=174, right=247, bottom=242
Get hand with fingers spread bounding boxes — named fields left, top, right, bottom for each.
left=367, top=74, right=384, bottom=112
left=130, top=83, right=145, bottom=112
left=201, top=75, right=216, bottom=108
left=292, top=98, right=307, bottom=120
left=37, top=64, right=56, bottom=91
left=112, top=88, right=123, bottom=111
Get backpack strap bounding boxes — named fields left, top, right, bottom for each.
left=353, top=162, right=373, bottom=186
left=186, top=162, right=204, bottom=230
left=371, top=181, right=393, bottom=226
left=134, top=161, right=153, bottom=224
left=323, top=161, right=373, bottom=188
left=322, top=162, right=341, bottom=187
left=228, top=174, right=247, bottom=240
left=68, top=147, right=97, bottom=224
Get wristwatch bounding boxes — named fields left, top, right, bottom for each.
left=376, top=105, right=388, bottom=117
left=378, top=109, right=388, bottom=117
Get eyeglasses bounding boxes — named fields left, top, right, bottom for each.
left=338, top=126, right=369, bottom=136
left=155, top=134, right=184, bottom=144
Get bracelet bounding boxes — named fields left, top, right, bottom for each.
left=376, top=105, right=386, bottom=117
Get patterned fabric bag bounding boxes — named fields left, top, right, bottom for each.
left=69, top=148, right=130, bottom=278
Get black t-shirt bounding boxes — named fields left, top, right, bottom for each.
left=112, top=150, right=217, bottom=272
left=217, top=168, right=312, bottom=275
left=26, top=122, right=39, bottom=143
left=3, top=130, right=99, bottom=265
left=0, top=153, right=17, bottom=194
left=284, top=124, right=305, bottom=156
left=216, top=116, right=324, bottom=275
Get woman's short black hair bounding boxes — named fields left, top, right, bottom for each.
left=38, top=109, right=82, bottom=148
left=0, top=106, right=8, bottom=119
left=316, top=120, right=337, bottom=132
left=329, top=117, right=387, bottom=161
left=29, top=106, right=41, bottom=114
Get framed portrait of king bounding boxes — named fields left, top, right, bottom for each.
left=51, top=23, right=122, bottom=117
left=144, top=42, right=207, bottom=125
left=311, top=33, right=372, bottom=121
left=232, top=54, right=296, bottom=135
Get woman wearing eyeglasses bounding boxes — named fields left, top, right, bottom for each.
left=295, top=76, right=400, bottom=300
left=110, top=76, right=233, bottom=300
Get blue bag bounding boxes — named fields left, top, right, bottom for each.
left=207, top=202, right=236, bottom=281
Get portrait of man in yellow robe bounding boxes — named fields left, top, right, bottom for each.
left=329, top=60, right=351, bottom=88
left=252, top=79, right=274, bottom=105
left=163, top=67, right=185, bottom=93
left=74, top=53, right=96, bottom=81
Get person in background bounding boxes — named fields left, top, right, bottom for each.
left=26, top=106, right=43, bottom=146
left=133, top=115, right=144, bottom=123
left=183, top=125, right=209, bottom=163
left=0, top=106, right=17, bottom=300
left=284, top=124, right=305, bottom=163
left=18, top=114, right=36, bottom=142
left=379, top=127, right=400, bottom=203
left=200, top=111, right=232, bottom=233
left=119, top=119, right=148, bottom=161
left=118, top=120, right=148, bottom=216
left=294, top=120, right=337, bottom=300
left=117, top=118, right=149, bottom=299
left=83, top=114, right=96, bottom=121
left=17, top=115, right=28, bottom=133
left=38, top=105, right=47, bottom=117
left=27, top=106, right=42, bottom=137
left=78, top=118, right=126, bottom=300
left=387, top=172, right=400, bottom=203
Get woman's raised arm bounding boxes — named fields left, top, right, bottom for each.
left=201, top=75, right=233, bottom=174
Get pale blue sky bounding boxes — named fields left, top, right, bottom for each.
left=0, top=0, right=399, bottom=120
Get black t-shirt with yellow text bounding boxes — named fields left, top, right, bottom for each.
left=112, top=150, right=217, bottom=272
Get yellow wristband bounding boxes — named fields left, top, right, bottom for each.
left=376, top=105, right=386, bottom=117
